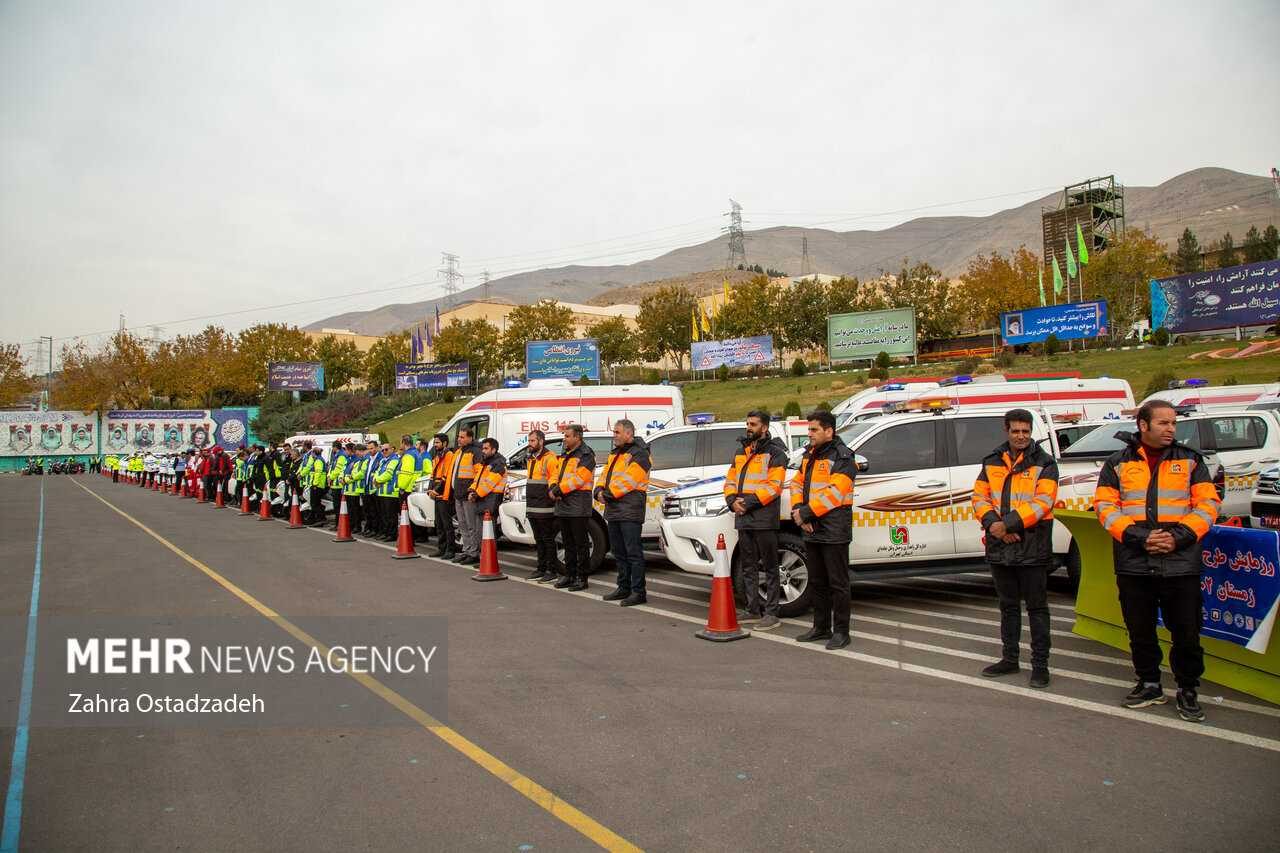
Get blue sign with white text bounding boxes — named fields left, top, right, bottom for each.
left=1198, top=525, right=1280, bottom=653
left=1151, top=260, right=1280, bottom=333
left=1000, top=301, right=1108, bottom=345
left=526, top=339, right=600, bottom=381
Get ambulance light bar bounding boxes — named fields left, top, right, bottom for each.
left=1050, top=412, right=1083, bottom=424
left=1168, top=378, right=1208, bottom=389
left=878, top=382, right=907, bottom=391
left=939, top=375, right=973, bottom=387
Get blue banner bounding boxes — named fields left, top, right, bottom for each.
left=211, top=409, right=250, bottom=449
left=1198, top=526, right=1280, bottom=652
left=691, top=335, right=775, bottom=370
left=267, top=361, right=325, bottom=391
left=1151, top=260, right=1280, bottom=333
left=395, top=362, right=470, bottom=390
left=1000, top=300, right=1108, bottom=345
left=526, top=339, right=600, bottom=381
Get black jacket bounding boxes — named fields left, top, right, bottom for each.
left=974, top=442, right=1058, bottom=567
left=726, top=435, right=789, bottom=530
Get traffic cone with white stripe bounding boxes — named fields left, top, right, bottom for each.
left=258, top=487, right=273, bottom=520
left=198, top=479, right=207, bottom=502
left=287, top=490, right=305, bottom=529
left=472, top=511, right=506, bottom=581
left=214, top=482, right=225, bottom=508
left=238, top=487, right=252, bottom=515
left=696, top=534, right=749, bottom=642
left=333, top=494, right=354, bottom=542
left=392, top=498, right=420, bottom=559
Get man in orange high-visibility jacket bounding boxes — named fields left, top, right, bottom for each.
left=725, top=410, right=789, bottom=630
left=447, top=428, right=482, bottom=565
left=596, top=419, right=651, bottom=607
left=548, top=424, right=596, bottom=591
left=468, top=436, right=507, bottom=523
left=790, top=410, right=857, bottom=651
left=524, top=429, right=562, bottom=583
left=1095, top=399, right=1222, bottom=723
left=971, top=408, right=1059, bottom=689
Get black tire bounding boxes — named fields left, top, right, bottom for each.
left=731, top=531, right=813, bottom=619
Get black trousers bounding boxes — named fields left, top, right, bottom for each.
left=310, top=486, right=326, bottom=523
left=345, top=494, right=362, bottom=532
left=806, top=541, right=851, bottom=635
left=990, top=563, right=1051, bottom=668
left=434, top=498, right=455, bottom=551
left=329, top=488, right=345, bottom=524
left=112, top=469, right=118, bottom=483
left=362, top=494, right=379, bottom=534
left=1117, top=573, right=1205, bottom=689
left=528, top=513, right=559, bottom=573
left=381, top=495, right=399, bottom=536
left=740, top=529, right=781, bottom=617
left=559, top=516, right=590, bottom=580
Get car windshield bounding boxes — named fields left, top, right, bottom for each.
left=1061, top=419, right=1199, bottom=457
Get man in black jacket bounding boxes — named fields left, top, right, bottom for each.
left=1094, top=400, right=1222, bottom=722
left=790, top=410, right=857, bottom=650
left=971, top=409, right=1059, bottom=688
left=725, top=411, right=789, bottom=630
left=549, top=424, right=596, bottom=591
left=596, top=420, right=651, bottom=606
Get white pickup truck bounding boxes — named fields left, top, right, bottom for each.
left=659, top=408, right=1228, bottom=617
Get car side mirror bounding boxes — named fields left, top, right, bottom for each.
left=854, top=454, right=869, bottom=473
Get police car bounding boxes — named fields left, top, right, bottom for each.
left=659, top=403, right=1227, bottom=617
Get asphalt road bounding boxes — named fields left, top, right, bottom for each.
left=1, top=474, right=1278, bottom=852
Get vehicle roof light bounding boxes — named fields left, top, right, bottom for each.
left=878, top=382, right=906, bottom=391
left=1051, top=412, right=1082, bottom=423
left=687, top=412, right=716, bottom=425
left=939, top=374, right=972, bottom=387
left=1168, top=378, right=1208, bottom=389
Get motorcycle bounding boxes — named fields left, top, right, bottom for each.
left=23, top=460, right=44, bottom=476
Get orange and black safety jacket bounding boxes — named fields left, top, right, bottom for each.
left=724, top=435, right=788, bottom=530
left=971, top=442, right=1059, bottom=566
left=552, top=442, right=596, bottom=519
left=469, top=452, right=507, bottom=517
left=437, top=444, right=480, bottom=501
left=595, top=437, right=651, bottom=523
left=790, top=436, right=856, bottom=544
left=1094, top=433, right=1221, bottom=577
left=526, top=449, right=560, bottom=515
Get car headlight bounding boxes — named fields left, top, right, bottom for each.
left=681, top=494, right=729, bottom=517
left=507, top=483, right=526, bottom=503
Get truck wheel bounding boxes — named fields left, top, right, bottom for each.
left=731, top=532, right=812, bottom=619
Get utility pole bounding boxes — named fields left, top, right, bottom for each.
left=800, top=235, right=812, bottom=277
left=482, top=270, right=491, bottom=302
left=39, top=335, right=52, bottom=410
left=439, top=253, right=463, bottom=306
left=724, top=199, right=747, bottom=270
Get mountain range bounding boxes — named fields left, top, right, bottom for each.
left=307, top=167, right=1279, bottom=336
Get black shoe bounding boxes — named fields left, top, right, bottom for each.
left=795, top=628, right=833, bottom=643
left=438, top=551, right=456, bottom=561
left=462, top=555, right=480, bottom=565
left=619, top=592, right=646, bottom=606
left=538, top=573, right=563, bottom=585
left=430, top=547, right=447, bottom=557
left=1176, top=689, right=1205, bottom=722
left=740, top=611, right=763, bottom=623
left=601, top=587, right=629, bottom=602
left=1029, top=668, right=1051, bottom=689
left=567, top=579, right=589, bottom=592
left=825, top=633, right=851, bottom=650
left=528, top=570, right=549, bottom=582
left=754, top=614, right=781, bottom=630
left=981, top=659, right=1021, bottom=678
left=553, top=576, right=574, bottom=589
left=1122, top=681, right=1166, bottom=709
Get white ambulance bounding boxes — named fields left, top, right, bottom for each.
left=895, top=374, right=1135, bottom=421
left=832, top=380, right=942, bottom=421
left=1141, top=379, right=1280, bottom=412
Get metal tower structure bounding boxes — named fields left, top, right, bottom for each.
left=482, top=269, right=491, bottom=302
left=724, top=199, right=747, bottom=270
left=800, top=235, right=812, bottom=276
left=439, top=253, right=463, bottom=306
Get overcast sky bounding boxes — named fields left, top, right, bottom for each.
left=3, top=0, right=1277, bottom=363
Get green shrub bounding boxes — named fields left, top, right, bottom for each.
left=1044, top=334, right=1062, bottom=356
left=1224, top=376, right=1238, bottom=386
left=874, top=351, right=891, bottom=370
left=643, top=368, right=661, bottom=384
left=993, top=349, right=1016, bottom=368
left=716, top=365, right=730, bottom=382
left=868, top=365, right=888, bottom=380
left=1151, top=327, right=1171, bottom=346
left=791, top=358, right=808, bottom=377
left=815, top=400, right=832, bottom=412
left=1142, top=369, right=1178, bottom=400
left=783, top=400, right=802, bottom=417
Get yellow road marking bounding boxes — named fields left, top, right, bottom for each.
left=72, top=480, right=641, bottom=853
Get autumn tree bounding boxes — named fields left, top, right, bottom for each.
left=231, top=323, right=315, bottom=396
left=635, top=284, right=699, bottom=370
left=0, top=343, right=36, bottom=407
left=588, top=316, right=638, bottom=381
left=1172, top=228, right=1202, bottom=274
left=313, top=334, right=364, bottom=391
left=433, top=319, right=502, bottom=383
left=957, top=247, right=1041, bottom=332
left=882, top=260, right=959, bottom=342
left=825, top=276, right=861, bottom=317
left=779, top=276, right=830, bottom=352
left=363, top=331, right=411, bottom=395
left=1081, top=229, right=1172, bottom=341
left=500, top=300, right=576, bottom=368
left=53, top=332, right=153, bottom=411
left=716, top=277, right=786, bottom=350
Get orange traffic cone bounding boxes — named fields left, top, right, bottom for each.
left=695, top=534, right=749, bottom=642
left=214, top=483, right=225, bottom=508
left=472, top=511, right=506, bottom=581
left=238, top=487, right=252, bottom=515
left=198, top=479, right=206, bottom=503
left=333, top=494, right=354, bottom=542
left=258, top=488, right=273, bottom=521
left=391, top=498, right=420, bottom=560
left=287, top=490, right=305, bottom=529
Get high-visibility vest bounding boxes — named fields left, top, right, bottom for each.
left=373, top=454, right=400, bottom=497
left=329, top=453, right=348, bottom=488
left=344, top=457, right=368, bottom=495
left=309, top=455, right=328, bottom=488
left=395, top=451, right=419, bottom=493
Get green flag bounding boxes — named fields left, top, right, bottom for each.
left=1064, top=234, right=1077, bottom=279
left=1076, top=222, right=1090, bottom=266
left=1051, top=253, right=1064, bottom=295
left=1038, top=264, right=1046, bottom=306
